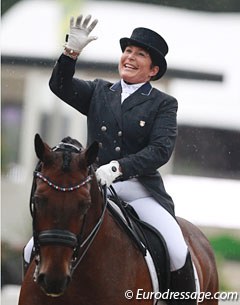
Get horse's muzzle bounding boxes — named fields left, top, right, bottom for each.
left=37, top=272, right=71, bottom=297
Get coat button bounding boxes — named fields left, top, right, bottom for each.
left=99, top=142, right=103, bottom=148
left=118, top=131, right=122, bottom=137
left=101, top=126, right=107, bottom=132
left=115, top=146, right=121, bottom=152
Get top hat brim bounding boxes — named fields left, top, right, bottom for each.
left=120, top=37, right=167, bottom=80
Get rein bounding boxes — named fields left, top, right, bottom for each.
left=30, top=142, right=108, bottom=277
left=70, top=184, right=107, bottom=273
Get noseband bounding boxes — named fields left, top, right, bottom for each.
left=30, top=142, right=107, bottom=277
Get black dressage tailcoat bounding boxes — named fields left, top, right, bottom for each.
left=49, top=54, right=178, bottom=216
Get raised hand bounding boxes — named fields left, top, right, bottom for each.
left=65, top=14, right=98, bottom=53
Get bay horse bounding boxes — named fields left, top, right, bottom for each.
left=18, top=134, right=218, bottom=305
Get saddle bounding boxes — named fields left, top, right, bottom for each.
left=107, top=187, right=171, bottom=293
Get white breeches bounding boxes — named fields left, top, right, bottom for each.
left=112, top=179, right=188, bottom=271
left=24, top=179, right=188, bottom=271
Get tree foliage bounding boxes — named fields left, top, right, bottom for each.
left=127, top=0, right=240, bottom=12
left=2, top=0, right=240, bottom=16
left=2, top=0, right=18, bottom=15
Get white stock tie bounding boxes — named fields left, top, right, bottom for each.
left=120, top=79, right=145, bottom=103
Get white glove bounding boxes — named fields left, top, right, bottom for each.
left=96, top=161, right=122, bottom=187
left=65, top=14, right=98, bottom=53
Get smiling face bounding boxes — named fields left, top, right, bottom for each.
left=118, top=45, right=159, bottom=84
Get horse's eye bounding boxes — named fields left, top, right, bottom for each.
left=32, top=196, right=39, bottom=205
left=78, top=200, right=91, bottom=214
left=33, top=196, right=47, bottom=208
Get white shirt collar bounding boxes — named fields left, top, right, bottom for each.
left=120, top=79, right=146, bottom=102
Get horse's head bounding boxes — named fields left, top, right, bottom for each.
left=31, top=134, right=99, bottom=296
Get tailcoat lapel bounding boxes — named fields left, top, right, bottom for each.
left=105, top=81, right=122, bottom=128
left=103, top=81, right=153, bottom=128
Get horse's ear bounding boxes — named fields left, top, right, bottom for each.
left=34, top=133, right=51, bottom=162
left=84, top=141, right=99, bottom=167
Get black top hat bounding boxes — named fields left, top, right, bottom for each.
left=120, top=27, right=168, bottom=80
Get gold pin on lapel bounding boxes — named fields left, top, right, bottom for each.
left=139, top=120, right=146, bottom=127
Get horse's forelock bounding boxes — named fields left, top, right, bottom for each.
left=59, top=137, right=84, bottom=172
left=62, top=151, right=72, bottom=172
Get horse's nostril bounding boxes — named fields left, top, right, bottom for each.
left=37, top=273, right=46, bottom=286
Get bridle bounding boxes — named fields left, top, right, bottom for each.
left=30, top=142, right=108, bottom=277
left=34, top=171, right=92, bottom=192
